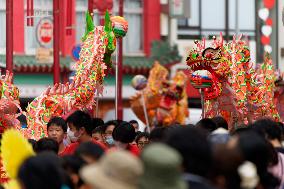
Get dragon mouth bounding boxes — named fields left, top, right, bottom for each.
left=187, top=60, right=215, bottom=72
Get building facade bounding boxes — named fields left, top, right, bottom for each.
left=0, top=0, right=182, bottom=118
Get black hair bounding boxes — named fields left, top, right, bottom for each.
left=165, top=127, right=212, bottom=177
left=149, top=127, right=168, bottom=142
left=92, top=125, right=104, bottom=134
left=91, top=118, right=104, bottom=129
left=237, top=131, right=280, bottom=188
left=251, top=118, right=282, bottom=141
left=47, top=117, right=67, bottom=132
left=129, top=120, right=138, bottom=124
left=74, top=141, right=105, bottom=161
left=211, top=116, right=228, bottom=130
left=196, top=118, right=217, bottom=133
left=276, top=122, right=284, bottom=137
left=28, top=139, right=37, bottom=151
left=62, top=155, right=86, bottom=188
left=231, top=125, right=251, bottom=135
left=101, top=120, right=119, bottom=133
left=112, top=121, right=136, bottom=143
left=18, top=152, right=66, bottom=189
left=35, top=138, right=59, bottom=154
left=135, top=132, right=150, bottom=144
left=66, top=110, right=93, bottom=136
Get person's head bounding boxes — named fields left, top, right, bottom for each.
left=112, top=121, right=136, bottom=149
left=91, top=118, right=104, bottom=129
left=62, top=155, right=86, bottom=188
left=18, top=152, right=66, bottom=189
left=35, top=138, right=59, bottom=154
left=28, top=139, right=37, bottom=151
left=212, top=116, right=228, bottom=130
left=92, top=126, right=104, bottom=142
left=101, top=120, right=118, bottom=146
left=210, top=144, right=243, bottom=189
left=80, top=150, right=143, bottom=189
left=276, top=122, right=284, bottom=141
left=251, top=119, right=282, bottom=144
left=74, top=141, right=105, bottom=164
left=139, top=143, right=187, bottom=189
left=66, top=110, right=92, bottom=142
left=165, top=127, right=212, bottom=177
left=196, top=118, right=217, bottom=134
left=47, top=117, right=67, bottom=144
left=135, top=132, right=150, bottom=149
left=129, top=120, right=139, bottom=132
left=149, top=127, right=168, bottom=142
left=228, top=131, right=280, bottom=188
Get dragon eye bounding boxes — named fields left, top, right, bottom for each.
left=191, top=53, right=199, bottom=59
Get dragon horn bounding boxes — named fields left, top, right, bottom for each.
left=238, top=34, right=243, bottom=41
left=219, top=32, right=223, bottom=46
left=202, top=38, right=206, bottom=49
left=81, top=11, right=95, bottom=42
left=104, top=10, right=112, bottom=32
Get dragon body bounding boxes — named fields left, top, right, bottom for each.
left=186, top=34, right=279, bottom=129
left=23, top=12, right=127, bottom=139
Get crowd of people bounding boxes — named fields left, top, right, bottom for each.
left=1, top=110, right=284, bottom=189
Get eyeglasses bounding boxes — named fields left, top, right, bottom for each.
left=137, top=141, right=149, bottom=146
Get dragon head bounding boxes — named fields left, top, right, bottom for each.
left=82, top=11, right=128, bottom=68
left=186, top=34, right=224, bottom=76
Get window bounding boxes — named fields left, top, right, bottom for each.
left=177, top=0, right=256, bottom=39
left=113, top=0, right=143, bottom=54
left=75, top=0, right=100, bottom=44
left=0, top=1, right=5, bottom=54
left=24, top=0, right=53, bottom=54
left=75, top=0, right=143, bottom=55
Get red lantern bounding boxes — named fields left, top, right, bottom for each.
left=261, top=35, right=270, bottom=45
left=94, top=0, right=113, bottom=13
left=266, top=18, right=273, bottom=26
left=264, top=0, right=275, bottom=9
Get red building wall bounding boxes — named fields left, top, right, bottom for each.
left=12, top=0, right=76, bottom=56
left=143, top=0, right=161, bottom=57
left=13, top=0, right=25, bottom=54
left=59, top=0, right=76, bottom=56
left=12, top=0, right=161, bottom=57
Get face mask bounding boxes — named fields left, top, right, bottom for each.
left=67, top=128, right=80, bottom=142
left=105, top=136, right=115, bottom=146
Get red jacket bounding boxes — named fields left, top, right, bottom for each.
left=127, top=144, right=140, bottom=156
left=59, top=139, right=107, bottom=156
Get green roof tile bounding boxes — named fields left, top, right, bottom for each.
left=0, top=41, right=181, bottom=70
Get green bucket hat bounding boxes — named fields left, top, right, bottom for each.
left=139, top=143, right=187, bottom=189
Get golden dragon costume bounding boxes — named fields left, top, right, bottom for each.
left=130, top=62, right=189, bottom=127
